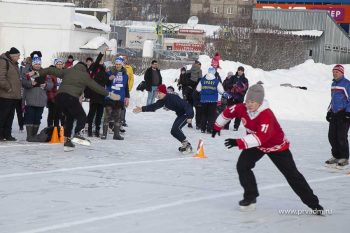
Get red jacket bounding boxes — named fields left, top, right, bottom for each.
left=214, top=101, right=289, bottom=153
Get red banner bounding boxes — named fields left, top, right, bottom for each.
left=173, top=43, right=204, bottom=52
left=178, top=29, right=205, bottom=34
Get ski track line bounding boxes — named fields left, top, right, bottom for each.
left=14, top=174, right=348, bottom=233
left=0, top=157, right=193, bottom=179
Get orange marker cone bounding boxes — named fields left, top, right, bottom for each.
left=193, top=139, right=207, bottom=158
left=49, top=127, right=60, bottom=144
left=59, top=126, right=65, bottom=143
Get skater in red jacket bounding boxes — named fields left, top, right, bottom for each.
left=212, top=84, right=324, bottom=214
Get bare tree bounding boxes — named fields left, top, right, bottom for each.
left=206, top=22, right=307, bottom=70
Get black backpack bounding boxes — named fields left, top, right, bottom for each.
left=29, top=127, right=55, bottom=142
left=136, top=81, right=146, bottom=91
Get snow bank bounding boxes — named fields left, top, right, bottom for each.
left=130, top=56, right=343, bottom=122
left=74, top=13, right=110, bottom=32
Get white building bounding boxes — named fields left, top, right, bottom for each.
left=0, top=0, right=111, bottom=66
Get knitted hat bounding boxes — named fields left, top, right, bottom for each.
left=9, top=47, right=20, bottom=55
left=208, top=67, right=216, bottom=75
left=245, top=84, right=264, bottom=104
left=227, top=71, right=234, bottom=76
left=157, top=84, right=167, bottom=95
left=32, top=55, right=41, bottom=65
left=333, top=64, right=344, bottom=74
left=115, top=56, right=124, bottom=65
left=54, top=58, right=64, bottom=65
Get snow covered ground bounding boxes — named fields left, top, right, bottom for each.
left=1, top=57, right=350, bottom=233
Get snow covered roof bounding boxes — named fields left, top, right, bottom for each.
left=80, top=36, right=112, bottom=50
left=74, top=13, right=110, bottom=32
left=75, top=7, right=111, bottom=12
left=288, top=30, right=323, bottom=37
left=1, top=0, right=74, bottom=7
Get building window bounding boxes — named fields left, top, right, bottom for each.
left=227, top=7, right=233, bottom=15
left=333, top=45, right=339, bottom=51
left=341, top=47, right=347, bottom=53
left=309, top=50, right=313, bottom=56
left=324, top=44, right=331, bottom=50
left=213, top=7, right=218, bottom=14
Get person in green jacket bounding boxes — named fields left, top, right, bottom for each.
left=28, top=61, right=120, bottom=151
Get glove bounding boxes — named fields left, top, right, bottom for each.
left=211, top=129, right=221, bottom=138
left=222, top=92, right=232, bottom=100
left=326, top=111, right=333, bottom=122
left=108, top=92, right=120, bottom=101
left=224, top=138, right=238, bottom=149
left=345, top=112, right=350, bottom=122
left=187, top=118, right=192, bottom=124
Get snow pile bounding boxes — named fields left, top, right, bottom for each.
left=288, top=30, right=323, bottom=37
left=130, top=56, right=344, bottom=122
left=74, top=13, right=110, bottom=32
left=80, top=36, right=112, bottom=50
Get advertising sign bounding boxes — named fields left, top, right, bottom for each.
left=256, top=3, right=350, bottom=23
left=173, top=43, right=204, bottom=52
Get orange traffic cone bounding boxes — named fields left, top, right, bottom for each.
left=49, top=127, right=60, bottom=144
left=59, top=126, right=64, bottom=143
left=193, top=139, right=207, bottom=158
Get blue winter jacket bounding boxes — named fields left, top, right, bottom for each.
left=105, top=68, right=129, bottom=102
left=142, top=93, right=194, bottom=118
left=200, top=75, right=220, bottom=103
left=330, top=76, right=350, bottom=113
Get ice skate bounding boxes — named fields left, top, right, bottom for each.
left=335, top=159, right=349, bottom=170
left=239, top=198, right=256, bottom=211
left=324, top=157, right=338, bottom=168
left=64, top=138, right=75, bottom=152
left=179, top=140, right=192, bottom=154
left=71, top=132, right=91, bottom=146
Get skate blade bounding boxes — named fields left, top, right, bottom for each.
left=324, top=163, right=337, bottom=169
left=64, top=146, right=74, bottom=152
left=335, top=165, right=348, bottom=170
left=239, top=204, right=256, bottom=212
left=71, top=138, right=91, bottom=146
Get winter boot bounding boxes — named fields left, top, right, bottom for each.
left=239, top=198, right=256, bottom=211
left=101, top=125, right=108, bottom=140
left=32, top=125, right=40, bottom=136
left=336, top=159, right=349, bottom=169
left=64, top=137, right=75, bottom=152
left=71, top=132, right=91, bottom=146
left=113, top=126, right=124, bottom=140
left=26, top=125, right=34, bottom=141
left=95, top=129, right=100, bottom=137
left=87, top=124, right=93, bottom=137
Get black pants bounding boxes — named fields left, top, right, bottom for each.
left=328, top=113, right=350, bottom=159
left=236, top=148, right=319, bottom=208
left=47, top=101, right=64, bottom=127
left=87, top=102, right=104, bottom=131
left=0, top=97, right=17, bottom=138
left=195, top=105, right=202, bottom=128
left=171, top=114, right=188, bottom=142
left=200, top=102, right=217, bottom=132
left=15, top=99, right=24, bottom=130
left=24, top=106, right=44, bottom=125
left=56, top=93, right=86, bottom=138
